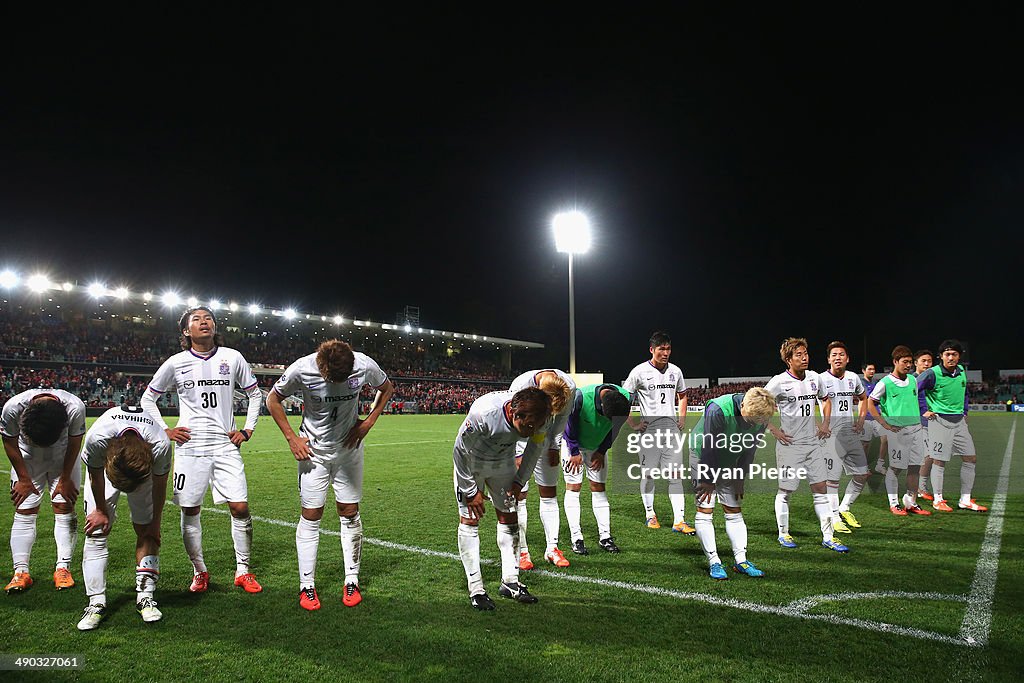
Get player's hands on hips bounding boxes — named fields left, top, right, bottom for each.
left=590, top=451, right=605, bottom=471
left=853, top=420, right=865, bottom=434
left=287, top=434, right=312, bottom=460
left=11, top=477, right=39, bottom=507
left=924, top=410, right=937, bottom=420
left=696, top=482, right=716, bottom=505
left=816, top=422, right=832, bottom=439
left=881, top=421, right=900, bottom=433
left=465, top=490, right=486, bottom=520
left=54, top=476, right=78, bottom=505
left=344, top=418, right=372, bottom=448
left=566, top=453, right=584, bottom=474
left=228, top=430, right=251, bottom=446
left=85, top=509, right=111, bottom=536
left=166, top=426, right=191, bottom=444
left=770, top=426, right=794, bottom=445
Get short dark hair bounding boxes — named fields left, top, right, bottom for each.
left=914, top=349, right=934, bottom=361
left=938, top=339, right=963, bottom=355
left=316, top=339, right=356, bottom=382
left=510, top=387, right=552, bottom=422
left=21, top=397, right=69, bottom=447
left=861, top=362, right=875, bottom=372
left=892, top=345, right=913, bottom=362
left=178, top=307, right=224, bottom=350
left=649, top=331, right=672, bottom=348
left=826, top=341, right=848, bottom=356
left=600, top=388, right=631, bottom=418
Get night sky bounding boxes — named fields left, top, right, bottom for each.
left=2, top=6, right=1022, bottom=380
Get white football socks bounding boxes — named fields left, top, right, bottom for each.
left=668, top=480, right=686, bottom=525
left=296, top=517, right=320, bottom=588
left=960, top=461, right=976, bottom=503
left=591, top=491, right=611, bottom=540
left=839, top=479, right=864, bottom=512
left=231, top=515, right=253, bottom=576
left=496, top=522, right=519, bottom=585
left=724, top=512, right=747, bottom=564
left=774, top=491, right=790, bottom=536
left=538, top=496, right=560, bottom=552
left=885, top=468, right=900, bottom=507
left=136, top=555, right=159, bottom=601
left=10, top=512, right=37, bottom=573
left=812, top=492, right=834, bottom=542
left=457, top=523, right=484, bottom=596
left=564, top=490, right=583, bottom=542
left=931, top=464, right=945, bottom=501
left=640, top=477, right=656, bottom=518
left=516, top=498, right=529, bottom=555
left=694, top=511, right=718, bottom=565
left=340, top=513, right=363, bottom=586
left=181, top=512, right=207, bottom=574
left=82, top=533, right=109, bottom=605
left=53, top=512, right=78, bottom=571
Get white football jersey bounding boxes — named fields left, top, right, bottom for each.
left=765, top=370, right=828, bottom=445
left=82, top=406, right=172, bottom=476
left=623, top=361, right=686, bottom=423
left=273, top=351, right=388, bottom=450
left=144, top=346, right=259, bottom=456
left=817, top=369, right=865, bottom=431
left=0, top=388, right=86, bottom=460
left=509, top=369, right=576, bottom=449
left=455, top=391, right=530, bottom=462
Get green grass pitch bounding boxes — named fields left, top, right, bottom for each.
left=1, top=413, right=1022, bottom=681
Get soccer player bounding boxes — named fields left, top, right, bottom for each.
left=2, top=389, right=85, bottom=593
left=866, top=346, right=932, bottom=517
left=562, top=383, right=632, bottom=555
left=623, top=332, right=692, bottom=533
left=689, top=388, right=775, bottom=579
left=912, top=349, right=935, bottom=500
left=267, top=339, right=394, bottom=610
left=76, top=405, right=172, bottom=630
left=765, top=338, right=848, bottom=553
left=917, top=339, right=987, bottom=512
left=508, top=369, right=574, bottom=570
left=817, top=342, right=871, bottom=532
left=857, top=362, right=889, bottom=475
left=140, top=306, right=264, bottom=593
left=454, top=388, right=551, bottom=610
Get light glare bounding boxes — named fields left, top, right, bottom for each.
left=284, top=308, right=297, bottom=320
left=27, top=274, right=52, bottom=293
left=162, top=291, right=181, bottom=308
left=248, top=304, right=261, bottom=315
left=114, top=286, right=129, bottom=300
left=87, top=282, right=106, bottom=298
left=552, top=210, right=592, bottom=254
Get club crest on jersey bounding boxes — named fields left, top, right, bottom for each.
left=348, top=377, right=362, bottom=389
left=848, top=380, right=854, bottom=389
left=219, top=361, right=230, bottom=376
left=809, top=381, right=817, bottom=391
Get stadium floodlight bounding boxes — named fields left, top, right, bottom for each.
left=161, top=291, right=181, bottom=308
left=229, top=302, right=239, bottom=312
left=321, top=315, right=326, bottom=322
left=142, top=291, right=153, bottom=301
left=0, top=270, right=19, bottom=289
left=248, top=303, right=261, bottom=315
left=27, top=274, right=52, bottom=293
left=333, top=315, right=343, bottom=325
left=114, top=286, right=130, bottom=300
left=87, top=282, right=106, bottom=299
left=552, top=209, right=592, bottom=375
left=186, top=296, right=199, bottom=308
left=62, top=282, right=74, bottom=292
left=284, top=308, right=297, bottom=320
left=209, top=299, right=221, bottom=311
left=404, top=324, right=412, bottom=333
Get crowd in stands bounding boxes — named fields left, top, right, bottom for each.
left=0, top=307, right=514, bottom=381
left=0, top=365, right=174, bottom=410
left=684, top=382, right=760, bottom=407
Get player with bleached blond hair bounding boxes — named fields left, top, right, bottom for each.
left=765, top=337, right=848, bottom=553
left=76, top=405, right=171, bottom=630
left=267, top=339, right=394, bottom=611
left=689, top=387, right=775, bottom=579
left=508, top=369, right=575, bottom=570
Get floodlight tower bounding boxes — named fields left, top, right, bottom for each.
left=552, top=210, right=591, bottom=375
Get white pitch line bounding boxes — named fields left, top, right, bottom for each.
left=363, top=439, right=451, bottom=447
left=959, top=419, right=1016, bottom=646
left=194, top=505, right=970, bottom=646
